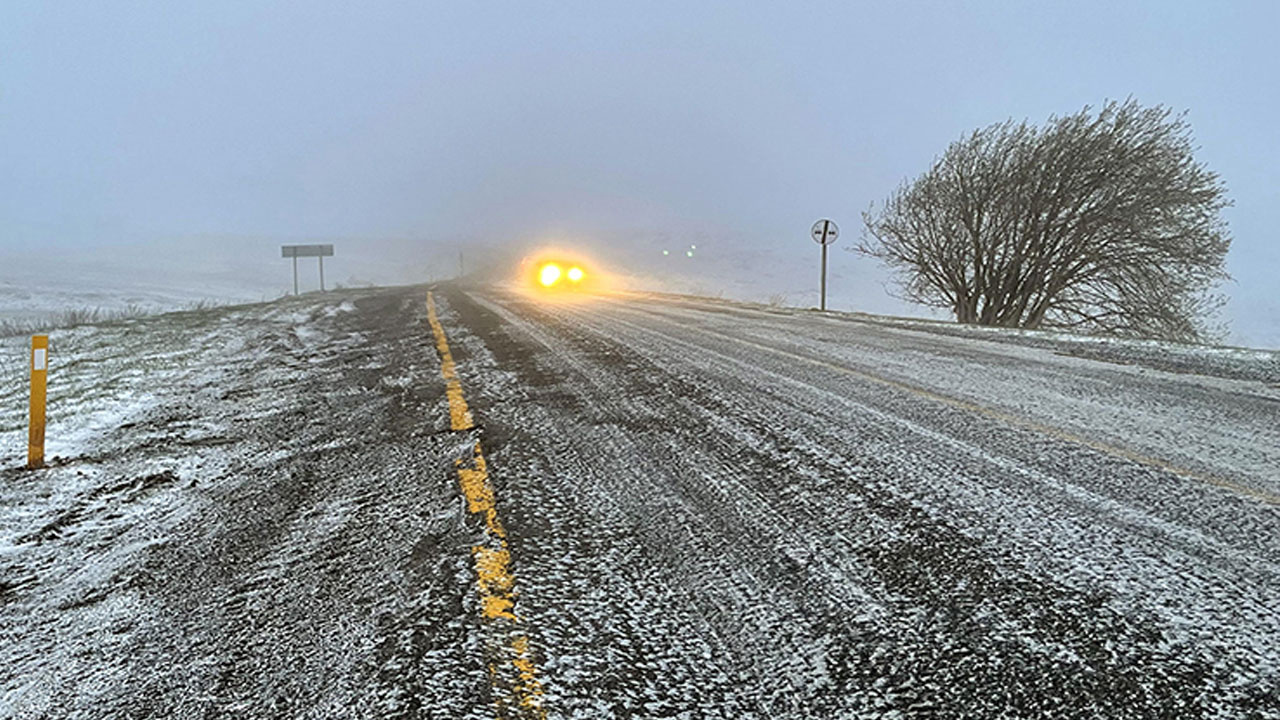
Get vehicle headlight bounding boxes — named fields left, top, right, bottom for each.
left=539, top=263, right=563, bottom=286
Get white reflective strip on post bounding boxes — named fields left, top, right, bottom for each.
left=33, top=348, right=47, bottom=371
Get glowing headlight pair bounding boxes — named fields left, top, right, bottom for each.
left=539, top=263, right=585, bottom=287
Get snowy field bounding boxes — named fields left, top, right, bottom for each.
left=0, top=241, right=446, bottom=331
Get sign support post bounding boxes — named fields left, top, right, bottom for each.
left=281, top=244, right=335, bottom=295
left=821, top=242, right=829, bottom=311
left=810, top=219, right=839, bottom=311
left=28, top=335, right=48, bottom=469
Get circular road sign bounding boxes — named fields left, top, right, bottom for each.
left=811, top=219, right=839, bottom=245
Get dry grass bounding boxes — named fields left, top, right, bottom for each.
left=0, top=300, right=222, bottom=338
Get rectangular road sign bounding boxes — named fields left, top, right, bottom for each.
left=281, top=244, right=334, bottom=258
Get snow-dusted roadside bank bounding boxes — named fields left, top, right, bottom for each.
left=843, top=312, right=1280, bottom=386
left=629, top=290, right=1280, bottom=385
left=0, top=287, right=492, bottom=718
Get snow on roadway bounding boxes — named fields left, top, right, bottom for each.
left=441, top=285, right=1280, bottom=718
left=1, top=282, right=1277, bottom=718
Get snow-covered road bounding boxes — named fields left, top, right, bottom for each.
left=439, top=286, right=1280, bottom=718
left=2, top=284, right=1277, bottom=718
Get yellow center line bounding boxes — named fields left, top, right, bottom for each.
left=428, top=292, right=475, bottom=431
left=427, top=291, right=547, bottom=719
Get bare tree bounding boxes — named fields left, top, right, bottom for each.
left=860, top=100, right=1231, bottom=342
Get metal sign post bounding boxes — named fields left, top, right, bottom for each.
left=810, top=219, right=839, bottom=311
left=281, top=244, right=335, bottom=295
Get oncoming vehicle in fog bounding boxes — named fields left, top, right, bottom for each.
left=519, top=253, right=601, bottom=293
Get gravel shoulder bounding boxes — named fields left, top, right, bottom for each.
left=1, top=286, right=491, bottom=719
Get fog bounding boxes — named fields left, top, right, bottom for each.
left=3, top=2, right=1277, bottom=346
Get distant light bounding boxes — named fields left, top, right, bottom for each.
left=567, top=266, right=585, bottom=282
left=686, top=250, right=694, bottom=257
left=662, top=250, right=669, bottom=256
left=539, top=263, right=562, bottom=287
left=690, top=244, right=697, bottom=249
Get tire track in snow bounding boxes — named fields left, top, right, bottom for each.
left=597, top=296, right=1280, bottom=507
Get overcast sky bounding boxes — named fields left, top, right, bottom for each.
left=2, top=2, right=1277, bottom=345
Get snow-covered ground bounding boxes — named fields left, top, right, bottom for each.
left=0, top=240, right=451, bottom=328
left=440, top=285, right=1279, bottom=717
left=1, top=289, right=491, bottom=718
left=1, top=282, right=1277, bottom=717
left=5, top=236, right=1275, bottom=350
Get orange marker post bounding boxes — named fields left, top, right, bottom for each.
left=28, top=335, right=48, bottom=469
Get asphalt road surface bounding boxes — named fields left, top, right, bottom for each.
left=2, top=284, right=1277, bottom=719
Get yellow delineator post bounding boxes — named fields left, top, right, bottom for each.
left=28, top=335, right=48, bottom=469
